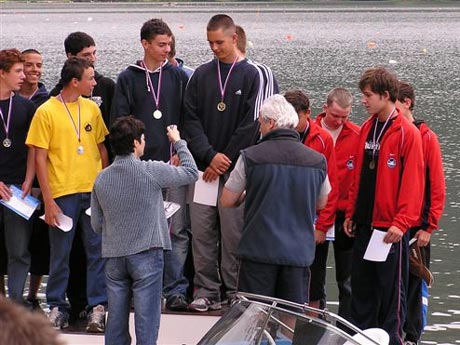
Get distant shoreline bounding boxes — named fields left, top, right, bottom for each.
left=1, top=1, right=460, bottom=14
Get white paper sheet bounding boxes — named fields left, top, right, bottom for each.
left=0, top=185, right=40, bottom=220
left=193, top=171, right=219, bottom=206
left=363, top=229, right=392, bottom=262
left=164, top=201, right=181, bottom=219
left=326, top=224, right=335, bottom=241
left=39, top=213, right=73, bottom=232
left=85, top=203, right=180, bottom=220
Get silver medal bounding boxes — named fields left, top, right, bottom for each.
left=77, top=145, right=84, bottom=155
left=153, top=110, right=162, bottom=119
left=3, top=138, right=11, bottom=148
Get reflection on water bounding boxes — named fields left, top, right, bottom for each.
left=1, top=3, right=460, bottom=343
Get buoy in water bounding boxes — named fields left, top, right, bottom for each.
left=367, top=41, right=377, bottom=49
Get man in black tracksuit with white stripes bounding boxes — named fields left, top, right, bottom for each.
left=184, top=14, right=263, bottom=312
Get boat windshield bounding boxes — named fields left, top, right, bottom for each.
left=197, top=299, right=362, bottom=345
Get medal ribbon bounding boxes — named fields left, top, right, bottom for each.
left=59, top=94, right=81, bottom=143
left=28, top=86, right=39, bottom=100
left=0, top=95, right=13, bottom=140
left=217, top=56, right=238, bottom=103
left=371, top=108, right=396, bottom=161
left=142, top=60, right=163, bottom=111
left=299, top=121, right=310, bottom=143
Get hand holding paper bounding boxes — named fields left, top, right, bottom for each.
left=0, top=185, right=40, bottom=220
left=202, top=167, right=219, bottom=183
left=40, top=213, right=73, bottom=232
left=43, top=199, right=64, bottom=228
left=383, top=225, right=403, bottom=243
left=0, top=182, right=12, bottom=201
left=21, top=180, right=32, bottom=199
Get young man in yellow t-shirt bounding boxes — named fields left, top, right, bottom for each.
left=26, top=57, right=109, bottom=332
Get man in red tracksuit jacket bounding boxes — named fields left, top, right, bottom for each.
left=284, top=90, right=339, bottom=311
left=397, top=81, right=445, bottom=345
left=314, top=87, right=360, bottom=323
left=344, top=67, right=424, bottom=345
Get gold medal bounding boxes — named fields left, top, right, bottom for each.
left=3, top=138, right=11, bottom=148
left=153, top=110, right=162, bottom=119
left=217, top=102, right=226, bottom=112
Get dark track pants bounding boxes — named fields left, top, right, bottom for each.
left=309, top=212, right=353, bottom=321
left=351, top=224, right=408, bottom=345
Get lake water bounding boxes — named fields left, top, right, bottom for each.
left=1, top=2, right=459, bottom=343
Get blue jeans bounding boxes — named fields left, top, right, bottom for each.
left=47, top=193, right=106, bottom=312
left=1, top=206, right=32, bottom=302
left=163, top=185, right=190, bottom=300
left=105, top=249, right=164, bottom=345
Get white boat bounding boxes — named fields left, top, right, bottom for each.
left=60, top=293, right=389, bottom=345
left=197, top=293, right=389, bottom=345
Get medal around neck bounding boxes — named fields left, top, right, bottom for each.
left=77, top=145, right=84, bottom=155
left=217, top=102, right=226, bottom=112
left=153, top=110, right=162, bottom=119
left=3, top=138, right=11, bottom=148
left=216, top=56, right=238, bottom=114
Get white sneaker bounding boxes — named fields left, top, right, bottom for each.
left=48, top=307, right=69, bottom=329
left=86, top=304, right=106, bottom=333
left=189, top=297, right=221, bottom=312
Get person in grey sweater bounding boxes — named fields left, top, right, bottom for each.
left=91, top=116, right=198, bottom=345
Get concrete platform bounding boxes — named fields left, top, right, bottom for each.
left=60, top=312, right=219, bottom=345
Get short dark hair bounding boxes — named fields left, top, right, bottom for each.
left=207, top=14, right=235, bottom=34
left=359, top=67, right=399, bottom=103
left=284, top=90, right=311, bottom=114
left=60, top=57, right=92, bottom=86
left=397, top=81, right=415, bottom=111
left=110, top=116, right=146, bottom=156
left=22, top=49, right=41, bottom=55
left=64, top=32, right=96, bottom=56
left=0, top=49, right=24, bottom=72
left=235, top=25, right=247, bottom=54
left=141, top=19, right=172, bottom=42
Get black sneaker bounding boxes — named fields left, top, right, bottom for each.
left=166, top=295, right=188, bottom=311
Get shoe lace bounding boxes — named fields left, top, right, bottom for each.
left=89, top=305, right=105, bottom=324
left=194, top=297, right=210, bottom=306
left=49, top=308, right=62, bottom=323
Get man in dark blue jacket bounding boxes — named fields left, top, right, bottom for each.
left=221, top=94, right=330, bottom=304
left=111, top=18, right=191, bottom=312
